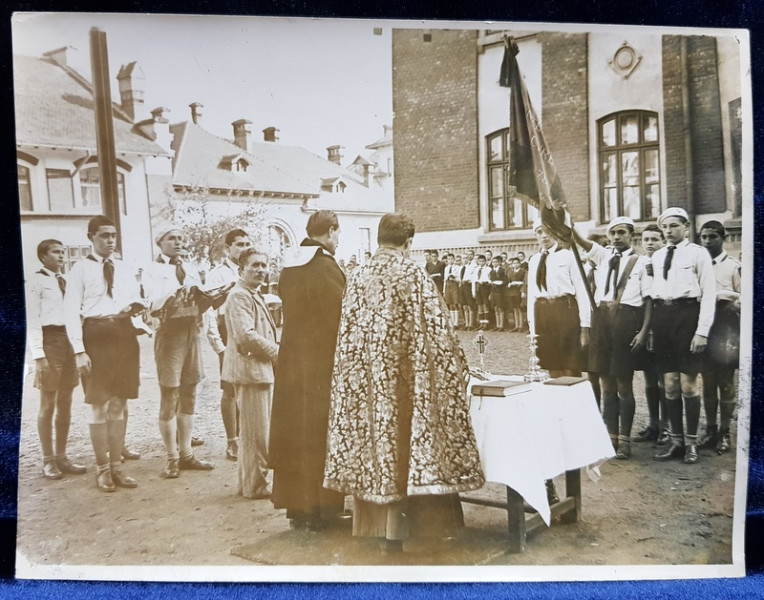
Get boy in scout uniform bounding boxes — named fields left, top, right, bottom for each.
left=697, top=220, right=741, bottom=454
left=145, top=227, right=215, bottom=479
left=572, top=217, right=653, bottom=459
left=63, top=216, right=146, bottom=491
left=650, top=208, right=716, bottom=464
left=27, top=239, right=86, bottom=479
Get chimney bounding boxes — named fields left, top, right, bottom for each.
left=232, top=119, right=252, bottom=151
left=263, top=126, right=279, bottom=142
left=43, top=46, right=75, bottom=67
left=189, top=102, right=204, bottom=125
left=116, top=62, right=145, bottom=121
left=136, top=106, right=171, bottom=149
left=327, top=145, right=343, bottom=165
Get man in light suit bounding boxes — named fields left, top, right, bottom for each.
left=223, top=247, right=279, bottom=499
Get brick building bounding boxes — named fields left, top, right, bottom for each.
left=392, top=28, right=744, bottom=258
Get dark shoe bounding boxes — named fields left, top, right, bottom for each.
left=654, top=444, right=685, bottom=461
left=545, top=480, right=560, bottom=505
left=121, top=446, right=141, bottom=461
left=56, top=457, right=87, bottom=475
left=698, top=426, right=719, bottom=449
left=716, top=432, right=731, bottom=454
left=191, top=437, right=205, bottom=447
left=683, top=444, right=699, bottom=464
left=161, top=458, right=180, bottom=479
left=96, top=469, right=116, bottom=492
left=633, top=426, right=659, bottom=443
left=179, top=455, right=215, bottom=470
left=616, top=440, right=631, bottom=460
left=111, top=468, right=138, bottom=488
left=655, top=429, right=671, bottom=446
left=42, top=461, right=63, bottom=480
left=226, top=441, right=238, bottom=461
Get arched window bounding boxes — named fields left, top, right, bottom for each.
left=486, top=128, right=538, bottom=230
left=598, top=111, right=661, bottom=223
left=79, top=167, right=127, bottom=215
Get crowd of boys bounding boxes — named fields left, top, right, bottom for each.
left=424, top=248, right=531, bottom=332
left=26, top=204, right=741, bottom=499
left=423, top=207, right=741, bottom=466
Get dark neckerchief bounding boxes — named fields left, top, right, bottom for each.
left=86, top=254, right=114, bottom=297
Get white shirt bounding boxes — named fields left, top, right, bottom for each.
left=471, top=264, right=492, bottom=296
left=461, top=260, right=477, bottom=284
left=585, top=243, right=652, bottom=308
left=650, top=240, right=716, bottom=337
left=204, top=258, right=240, bottom=354
left=443, top=264, right=462, bottom=291
left=64, top=254, right=141, bottom=354
left=26, top=267, right=67, bottom=360
left=143, top=254, right=203, bottom=325
left=710, top=251, right=741, bottom=300
left=526, top=244, right=592, bottom=331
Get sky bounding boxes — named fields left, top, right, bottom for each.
left=11, top=12, right=393, bottom=161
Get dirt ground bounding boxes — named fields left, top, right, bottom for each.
left=14, top=328, right=740, bottom=577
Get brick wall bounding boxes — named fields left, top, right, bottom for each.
left=662, top=35, right=726, bottom=215
left=539, top=32, right=590, bottom=221
left=392, top=29, right=479, bottom=232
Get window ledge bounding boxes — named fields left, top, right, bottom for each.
left=21, top=211, right=103, bottom=218
left=477, top=229, right=537, bottom=244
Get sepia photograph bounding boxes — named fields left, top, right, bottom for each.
left=9, top=12, right=752, bottom=582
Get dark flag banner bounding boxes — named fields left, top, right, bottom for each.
left=499, top=37, right=572, bottom=242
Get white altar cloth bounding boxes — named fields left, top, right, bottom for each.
left=468, top=377, right=615, bottom=525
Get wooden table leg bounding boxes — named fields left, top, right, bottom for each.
left=561, top=468, right=582, bottom=524
left=505, top=485, right=526, bottom=553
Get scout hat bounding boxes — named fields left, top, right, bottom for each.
left=606, top=216, right=635, bottom=233
left=657, top=207, right=689, bottom=226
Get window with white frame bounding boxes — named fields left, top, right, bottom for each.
left=79, top=167, right=127, bottom=215
left=598, top=111, right=661, bottom=223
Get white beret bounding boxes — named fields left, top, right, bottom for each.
left=606, top=216, right=635, bottom=233
left=657, top=207, right=689, bottom=226
left=532, top=218, right=544, bottom=232
left=155, top=226, right=183, bottom=245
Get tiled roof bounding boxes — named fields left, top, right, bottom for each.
left=170, top=121, right=370, bottom=197
left=13, top=54, right=167, bottom=156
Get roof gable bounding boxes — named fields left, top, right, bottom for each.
left=13, top=54, right=167, bottom=156
left=170, top=122, right=368, bottom=197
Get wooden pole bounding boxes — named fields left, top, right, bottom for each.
left=89, top=27, right=123, bottom=252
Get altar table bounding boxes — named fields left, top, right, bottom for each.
left=461, top=377, right=615, bottom=552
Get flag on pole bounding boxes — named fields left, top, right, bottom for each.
left=499, top=37, right=571, bottom=242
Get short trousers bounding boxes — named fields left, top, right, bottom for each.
left=652, top=300, right=703, bottom=376
left=155, top=316, right=203, bottom=388
left=590, top=304, right=646, bottom=379
left=534, top=295, right=582, bottom=372
left=81, top=317, right=140, bottom=404
left=35, top=325, right=78, bottom=392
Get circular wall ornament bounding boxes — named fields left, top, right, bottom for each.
left=609, top=42, right=643, bottom=79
